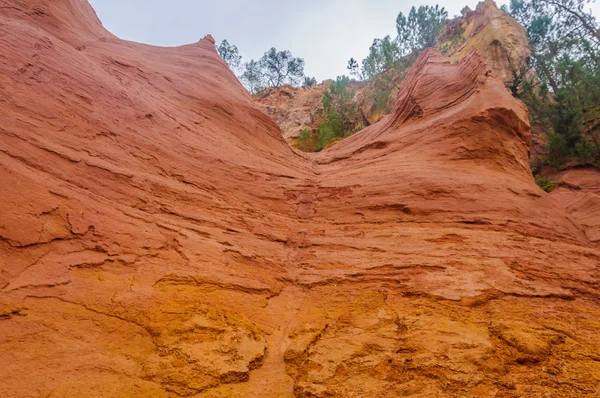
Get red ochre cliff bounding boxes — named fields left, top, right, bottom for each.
left=1, top=1, right=599, bottom=397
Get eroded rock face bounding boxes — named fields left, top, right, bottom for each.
left=253, top=83, right=331, bottom=145
left=438, top=0, right=531, bottom=86
left=1, top=1, right=600, bottom=397
left=549, top=167, right=600, bottom=243
left=261, top=0, right=532, bottom=147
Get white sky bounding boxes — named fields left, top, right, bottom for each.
left=89, top=0, right=600, bottom=82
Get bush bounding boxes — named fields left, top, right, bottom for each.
left=535, top=176, right=556, bottom=192
left=297, top=129, right=317, bottom=152
left=546, top=131, right=571, bottom=167
left=314, top=76, right=361, bottom=151
left=303, top=77, right=318, bottom=87
left=316, top=124, right=338, bottom=151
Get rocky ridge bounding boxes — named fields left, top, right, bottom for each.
left=1, top=1, right=600, bottom=397
left=258, top=0, right=531, bottom=148
left=437, top=0, right=531, bottom=85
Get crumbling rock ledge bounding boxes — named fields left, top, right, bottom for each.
left=1, top=1, right=599, bottom=397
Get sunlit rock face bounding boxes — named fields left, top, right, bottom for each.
left=1, top=1, right=599, bottom=397
left=438, top=0, right=532, bottom=86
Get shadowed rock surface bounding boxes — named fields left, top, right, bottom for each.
left=1, top=1, right=599, bottom=397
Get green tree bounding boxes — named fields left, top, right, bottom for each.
left=303, top=76, right=318, bottom=87
left=241, top=48, right=306, bottom=94
left=347, top=58, right=361, bottom=79
left=240, top=59, right=265, bottom=94
left=505, top=0, right=600, bottom=165
left=396, top=5, right=448, bottom=56
left=216, top=40, right=242, bottom=72
left=297, top=129, right=318, bottom=152
left=361, top=36, right=401, bottom=80
left=315, top=76, right=359, bottom=151
left=349, top=4, right=447, bottom=81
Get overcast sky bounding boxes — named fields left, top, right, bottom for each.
left=89, top=0, right=600, bottom=82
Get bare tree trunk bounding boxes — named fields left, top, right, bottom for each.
left=533, top=53, right=560, bottom=94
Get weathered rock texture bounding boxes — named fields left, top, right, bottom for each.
left=437, top=0, right=531, bottom=86
left=254, top=81, right=371, bottom=147
left=254, top=83, right=330, bottom=145
left=1, top=1, right=600, bottom=397
left=549, top=167, right=600, bottom=243
left=261, top=0, right=531, bottom=147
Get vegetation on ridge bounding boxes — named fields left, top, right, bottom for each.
left=216, top=40, right=314, bottom=94
left=504, top=0, right=600, bottom=167
left=297, top=6, right=449, bottom=152
left=350, top=5, right=448, bottom=81
left=241, top=48, right=307, bottom=94
left=298, top=76, right=363, bottom=152
left=216, top=39, right=242, bottom=73
left=216, top=0, right=600, bottom=167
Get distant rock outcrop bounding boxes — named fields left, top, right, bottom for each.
left=260, top=0, right=531, bottom=148
left=1, top=1, right=599, bottom=397
left=253, top=83, right=331, bottom=145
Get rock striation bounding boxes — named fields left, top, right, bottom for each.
left=261, top=0, right=532, bottom=148
left=437, top=0, right=531, bottom=87
left=1, top=1, right=599, bottom=397
left=549, top=167, right=600, bottom=243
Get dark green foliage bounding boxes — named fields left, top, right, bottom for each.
left=241, top=48, right=306, bottom=94
left=531, top=160, right=555, bottom=192
left=374, top=75, right=394, bottom=113
left=303, top=76, right=318, bottom=87
left=323, top=76, right=357, bottom=129
left=347, top=58, right=360, bottom=79
left=505, top=0, right=600, bottom=166
left=345, top=4, right=446, bottom=123
left=241, top=59, right=265, bottom=94
left=348, top=5, right=447, bottom=82
left=535, top=175, right=556, bottom=192
left=337, top=4, right=448, bottom=150
left=315, top=76, right=359, bottom=151
left=296, top=77, right=362, bottom=152
left=361, top=36, right=401, bottom=80
left=367, top=53, right=417, bottom=117
left=297, top=129, right=317, bottom=152
left=396, top=5, right=449, bottom=56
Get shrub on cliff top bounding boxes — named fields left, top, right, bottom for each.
left=296, top=77, right=363, bottom=152
left=315, top=76, right=361, bottom=151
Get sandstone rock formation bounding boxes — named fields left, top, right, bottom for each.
left=438, top=0, right=531, bottom=86
left=1, top=1, right=600, bottom=397
left=261, top=0, right=531, bottom=148
left=549, top=167, right=600, bottom=243
left=254, top=81, right=370, bottom=148
left=254, top=84, right=330, bottom=145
